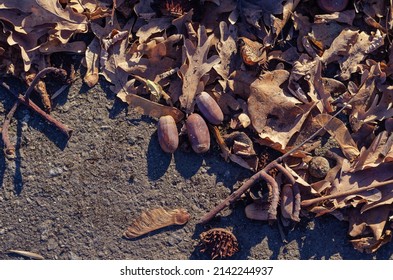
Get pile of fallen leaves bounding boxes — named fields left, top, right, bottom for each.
left=1, top=0, right=393, bottom=255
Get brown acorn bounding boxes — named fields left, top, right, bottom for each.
left=186, top=113, right=210, bottom=153
left=317, top=0, right=349, bottom=13
left=157, top=115, right=179, bottom=153
left=195, top=92, right=224, bottom=125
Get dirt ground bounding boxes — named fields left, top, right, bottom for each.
left=0, top=69, right=392, bottom=260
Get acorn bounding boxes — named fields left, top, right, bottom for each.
left=157, top=115, right=179, bottom=153
left=317, top=0, right=349, bottom=13
left=308, top=156, right=330, bottom=179
left=195, top=91, right=224, bottom=125
left=186, top=113, right=210, bottom=153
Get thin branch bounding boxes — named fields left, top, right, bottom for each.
left=301, top=179, right=393, bottom=207
left=292, top=183, right=301, bottom=222
left=1, top=80, right=72, bottom=138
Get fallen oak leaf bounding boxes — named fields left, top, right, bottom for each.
left=248, top=69, right=314, bottom=151
left=178, top=25, right=220, bottom=114
left=136, top=17, right=172, bottom=44
left=123, top=207, right=190, bottom=239
left=213, top=21, right=238, bottom=91
left=321, top=28, right=358, bottom=66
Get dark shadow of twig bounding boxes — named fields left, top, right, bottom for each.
left=13, top=117, right=23, bottom=194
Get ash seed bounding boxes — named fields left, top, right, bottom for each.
left=308, top=156, right=330, bottom=179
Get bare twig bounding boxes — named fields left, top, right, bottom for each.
left=1, top=73, right=72, bottom=138
left=2, top=101, right=19, bottom=159
left=292, top=183, right=301, bottom=222
left=6, top=249, right=44, bottom=260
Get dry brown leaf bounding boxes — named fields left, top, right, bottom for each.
left=213, top=21, right=238, bottom=91
left=339, top=30, right=385, bottom=80
left=321, top=28, right=358, bottom=65
left=314, top=114, right=360, bottom=161
left=123, top=207, right=190, bottom=239
left=178, top=25, right=220, bottom=114
left=353, top=131, right=393, bottom=171
left=117, top=91, right=184, bottom=123
left=326, top=162, right=393, bottom=212
left=348, top=205, right=392, bottom=240
left=134, top=0, right=155, bottom=20
left=357, top=85, right=393, bottom=124
left=83, top=37, right=100, bottom=87
left=248, top=69, right=314, bottom=150
left=136, top=18, right=172, bottom=44
left=212, top=127, right=258, bottom=171
left=314, top=10, right=356, bottom=25
left=350, top=230, right=392, bottom=254
left=347, top=64, right=385, bottom=131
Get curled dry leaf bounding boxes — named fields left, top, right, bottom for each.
left=350, top=230, right=392, bottom=254
left=83, top=37, right=100, bottom=87
left=348, top=205, right=392, bottom=241
left=117, top=91, right=184, bottom=123
left=123, top=207, right=190, bottom=239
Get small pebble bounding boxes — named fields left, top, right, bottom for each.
left=49, top=167, right=63, bottom=177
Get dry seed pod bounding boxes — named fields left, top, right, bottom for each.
left=186, top=113, right=210, bottom=153
left=317, top=0, right=348, bottom=13
left=281, top=184, right=294, bottom=220
left=245, top=202, right=269, bottom=221
left=157, top=115, right=179, bottom=153
left=199, top=228, right=239, bottom=259
left=195, top=92, right=224, bottom=125
left=123, top=207, right=190, bottom=239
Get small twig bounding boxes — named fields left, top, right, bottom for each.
left=6, top=249, right=44, bottom=260
left=17, top=94, right=73, bottom=137
left=301, top=179, right=393, bottom=207
left=1, top=81, right=72, bottom=138
left=2, top=101, right=19, bottom=159
left=199, top=103, right=350, bottom=224
left=292, top=183, right=301, bottom=222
